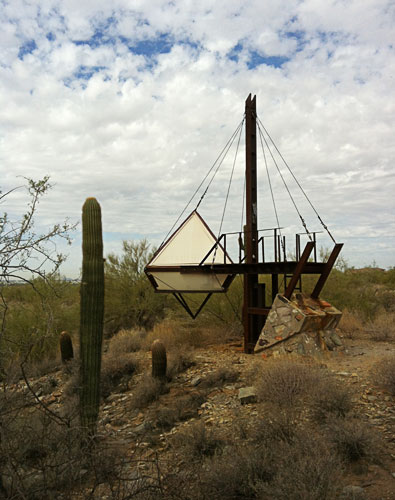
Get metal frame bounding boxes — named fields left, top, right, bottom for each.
left=145, top=94, right=343, bottom=354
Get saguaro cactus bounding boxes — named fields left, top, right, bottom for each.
left=151, top=339, right=167, bottom=379
left=79, top=197, right=104, bottom=435
left=59, top=331, right=73, bottom=363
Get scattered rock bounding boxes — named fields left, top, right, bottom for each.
left=330, top=331, right=343, bottom=347
left=132, top=422, right=152, bottom=435
left=238, top=387, right=257, bottom=405
left=190, top=376, right=202, bottom=387
left=340, top=485, right=367, bottom=499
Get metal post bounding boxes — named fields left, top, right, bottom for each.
left=243, top=94, right=259, bottom=353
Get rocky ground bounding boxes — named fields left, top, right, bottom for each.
left=11, top=331, right=395, bottom=500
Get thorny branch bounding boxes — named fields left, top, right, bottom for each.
left=0, top=177, right=77, bottom=347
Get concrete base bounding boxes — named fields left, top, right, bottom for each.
left=254, top=293, right=342, bottom=355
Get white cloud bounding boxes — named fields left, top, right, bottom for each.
left=0, top=0, right=394, bottom=275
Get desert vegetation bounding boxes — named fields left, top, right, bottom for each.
left=0, top=179, right=394, bottom=498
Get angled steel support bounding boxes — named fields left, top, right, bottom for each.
left=172, top=292, right=213, bottom=319
left=284, top=241, right=315, bottom=299
left=311, top=243, right=344, bottom=299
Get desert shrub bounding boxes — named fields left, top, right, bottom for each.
left=101, top=352, right=139, bottom=398
left=175, top=422, right=341, bottom=500
left=1, top=277, right=79, bottom=363
left=153, top=407, right=179, bottom=431
left=166, top=349, right=196, bottom=379
left=167, top=278, right=244, bottom=330
left=131, top=374, right=167, bottom=408
left=153, top=392, right=206, bottom=431
left=196, top=445, right=275, bottom=499
left=0, top=404, right=157, bottom=499
left=174, top=392, right=206, bottom=420
left=310, top=378, right=354, bottom=422
left=199, top=366, right=239, bottom=388
left=373, top=355, right=395, bottom=395
left=145, top=318, right=207, bottom=350
left=21, top=357, right=62, bottom=380
left=104, top=240, right=168, bottom=335
left=366, top=311, right=395, bottom=342
left=251, top=409, right=300, bottom=445
left=0, top=408, right=87, bottom=498
left=62, top=357, right=80, bottom=393
left=301, top=266, right=395, bottom=320
left=256, top=358, right=322, bottom=409
left=254, top=432, right=342, bottom=500
left=339, top=309, right=365, bottom=339
left=172, top=421, right=225, bottom=459
left=107, top=328, right=146, bottom=355
left=326, top=418, right=381, bottom=463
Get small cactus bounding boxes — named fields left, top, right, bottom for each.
left=79, top=197, right=104, bottom=435
left=151, top=339, right=167, bottom=379
left=60, top=331, right=73, bottom=362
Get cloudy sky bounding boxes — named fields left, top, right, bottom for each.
left=1, top=0, right=394, bottom=276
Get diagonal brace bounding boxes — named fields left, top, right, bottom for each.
left=172, top=292, right=212, bottom=319
left=284, top=241, right=315, bottom=299
left=311, top=243, right=343, bottom=299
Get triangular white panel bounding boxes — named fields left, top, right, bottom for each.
left=146, top=211, right=233, bottom=292
left=151, top=211, right=231, bottom=266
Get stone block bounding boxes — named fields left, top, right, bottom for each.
left=254, top=293, right=342, bottom=354
left=238, top=387, right=257, bottom=405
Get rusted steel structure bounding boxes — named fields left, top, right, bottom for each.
left=146, top=94, right=343, bottom=353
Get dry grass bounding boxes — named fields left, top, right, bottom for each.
left=172, top=427, right=343, bottom=500
left=326, top=417, right=382, bottom=464
left=339, top=309, right=366, bottom=339
left=0, top=404, right=161, bottom=499
left=153, top=391, right=206, bottom=431
left=254, top=432, right=343, bottom=500
left=256, top=358, right=322, bottom=409
left=310, top=377, right=354, bottom=422
left=131, top=374, right=168, bottom=409
left=107, top=328, right=146, bottom=355
left=166, top=348, right=196, bottom=380
left=144, top=319, right=206, bottom=350
left=171, top=420, right=225, bottom=459
left=373, top=355, right=395, bottom=395
left=366, top=311, right=395, bottom=342
left=199, top=366, right=240, bottom=388
left=101, top=352, right=139, bottom=398
left=251, top=408, right=301, bottom=444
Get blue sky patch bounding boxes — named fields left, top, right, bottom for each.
left=228, top=42, right=243, bottom=62
left=125, top=33, right=174, bottom=56
left=74, top=16, right=117, bottom=48
left=227, top=43, right=289, bottom=68
left=284, top=29, right=306, bottom=52
left=18, top=39, right=37, bottom=59
left=247, top=51, right=289, bottom=69
left=74, top=65, right=107, bottom=80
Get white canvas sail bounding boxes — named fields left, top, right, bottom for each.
left=146, top=211, right=233, bottom=292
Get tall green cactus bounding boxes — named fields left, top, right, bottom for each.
left=79, top=197, right=104, bottom=435
left=151, top=339, right=167, bottom=380
left=60, top=331, right=74, bottom=363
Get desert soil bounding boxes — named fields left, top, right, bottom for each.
left=33, top=333, right=395, bottom=499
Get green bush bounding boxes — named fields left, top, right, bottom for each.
left=104, top=240, right=168, bottom=335
left=1, top=277, right=79, bottom=363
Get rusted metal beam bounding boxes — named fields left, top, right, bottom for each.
left=311, top=243, right=343, bottom=298
left=248, top=307, right=271, bottom=316
left=283, top=241, right=315, bottom=299
left=175, top=262, right=326, bottom=274
left=243, top=93, right=260, bottom=353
